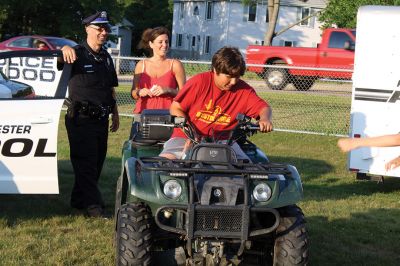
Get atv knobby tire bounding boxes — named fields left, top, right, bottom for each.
left=273, top=205, right=309, bottom=265
left=116, top=203, right=153, bottom=266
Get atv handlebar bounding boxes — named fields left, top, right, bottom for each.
left=134, top=112, right=261, bottom=144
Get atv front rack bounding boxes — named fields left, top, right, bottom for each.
left=137, top=157, right=292, bottom=176
left=136, top=157, right=294, bottom=257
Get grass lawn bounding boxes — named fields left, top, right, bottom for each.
left=0, top=116, right=399, bottom=265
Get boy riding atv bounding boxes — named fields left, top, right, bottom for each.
left=114, top=47, right=309, bottom=265
left=159, top=46, right=272, bottom=161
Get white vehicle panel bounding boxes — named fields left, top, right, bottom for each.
left=349, top=5, right=400, bottom=177
left=0, top=57, right=62, bottom=97
left=0, top=50, right=69, bottom=194
left=0, top=99, right=64, bottom=193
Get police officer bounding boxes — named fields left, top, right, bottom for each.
left=60, top=11, right=119, bottom=217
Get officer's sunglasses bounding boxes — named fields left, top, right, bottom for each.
left=88, top=24, right=111, bottom=33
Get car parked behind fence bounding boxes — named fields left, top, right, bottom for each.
left=0, top=35, right=77, bottom=51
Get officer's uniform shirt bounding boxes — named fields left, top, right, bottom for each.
left=68, top=41, right=118, bottom=107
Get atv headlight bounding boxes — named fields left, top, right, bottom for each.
left=253, top=183, right=272, bottom=202
left=163, top=180, right=182, bottom=199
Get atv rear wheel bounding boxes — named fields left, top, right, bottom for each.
left=273, top=205, right=309, bottom=265
left=115, top=203, right=153, bottom=266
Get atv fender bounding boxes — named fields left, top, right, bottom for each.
left=124, top=157, right=188, bottom=204
left=276, top=164, right=303, bottom=207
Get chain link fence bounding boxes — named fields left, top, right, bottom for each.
left=113, top=56, right=352, bottom=136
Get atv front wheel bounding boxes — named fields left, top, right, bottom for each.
left=273, top=205, right=309, bottom=265
left=115, top=203, right=153, bottom=266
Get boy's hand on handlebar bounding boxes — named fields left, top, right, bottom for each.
left=258, top=119, right=273, bottom=133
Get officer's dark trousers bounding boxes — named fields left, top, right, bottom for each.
left=65, top=115, right=109, bottom=209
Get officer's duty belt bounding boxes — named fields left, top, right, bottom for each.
left=66, top=100, right=113, bottom=120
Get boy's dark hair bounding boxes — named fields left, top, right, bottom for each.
left=137, top=27, right=170, bottom=56
left=211, top=46, right=246, bottom=77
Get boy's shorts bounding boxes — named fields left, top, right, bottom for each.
left=160, top=137, right=251, bottom=161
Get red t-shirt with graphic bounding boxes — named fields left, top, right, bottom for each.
left=172, top=71, right=269, bottom=139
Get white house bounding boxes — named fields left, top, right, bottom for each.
left=170, top=0, right=327, bottom=60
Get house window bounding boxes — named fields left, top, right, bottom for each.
left=284, top=41, right=294, bottom=47
left=176, top=34, right=183, bottom=47
left=300, top=7, right=311, bottom=26
left=192, top=36, right=196, bottom=47
left=179, top=2, right=184, bottom=19
left=205, top=36, right=211, bottom=54
left=248, top=3, right=257, bottom=22
left=206, top=1, right=213, bottom=20
left=194, top=6, right=199, bottom=16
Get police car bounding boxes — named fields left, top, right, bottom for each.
left=0, top=50, right=70, bottom=194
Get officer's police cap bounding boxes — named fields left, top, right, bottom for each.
left=82, top=11, right=109, bottom=25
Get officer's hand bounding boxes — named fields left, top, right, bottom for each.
left=110, top=113, right=119, bottom=132
left=258, top=119, right=273, bottom=133
left=61, top=45, right=76, bottom=64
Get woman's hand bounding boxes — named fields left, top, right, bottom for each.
left=150, top=85, right=167, bottom=96
left=138, top=88, right=154, bottom=97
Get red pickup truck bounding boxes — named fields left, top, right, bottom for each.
left=246, top=28, right=356, bottom=91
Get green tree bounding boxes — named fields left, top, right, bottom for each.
left=0, top=0, right=123, bottom=41
left=122, top=0, right=173, bottom=56
left=320, top=0, right=400, bottom=28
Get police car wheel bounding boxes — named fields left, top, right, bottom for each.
left=115, top=203, right=153, bottom=266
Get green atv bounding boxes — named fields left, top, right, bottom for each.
left=114, top=109, right=309, bottom=265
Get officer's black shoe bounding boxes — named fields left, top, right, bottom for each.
left=86, top=205, right=104, bottom=218
left=71, top=203, right=85, bottom=210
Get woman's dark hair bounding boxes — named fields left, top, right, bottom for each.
left=211, top=46, right=246, bottom=77
left=137, top=27, right=170, bottom=56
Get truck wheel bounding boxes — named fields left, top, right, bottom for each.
left=116, top=203, right=153, bottom=266
left=273, top=205, right=309, bottom=265
left=264, top=66, right=288, bottom=90
left=292, top=77, right=315, bottom=91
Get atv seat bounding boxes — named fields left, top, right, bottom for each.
left=189, top=143, right=238, bottom=163
left=131, top=109, right=173, bottom=146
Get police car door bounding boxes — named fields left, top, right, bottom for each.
left=0, top=51, right=70, bottom=193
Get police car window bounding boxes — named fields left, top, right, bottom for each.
left=0, top=53, right=67, bottom=100
left=9, top=37, right=33, bottom=48
left=328, top=32, right=353, bottom=49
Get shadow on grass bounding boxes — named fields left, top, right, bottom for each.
left=307, top=208, right=400, bottom=265
left=267, top=155, right=334, bottom=181
left=0, top=157, right=121, bottom=224
left=304, top=177, right=400, bottom=201
left=267, top=155, right=400, bottom=200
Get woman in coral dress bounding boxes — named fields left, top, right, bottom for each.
left=131, top=27, right=186, bottom=113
